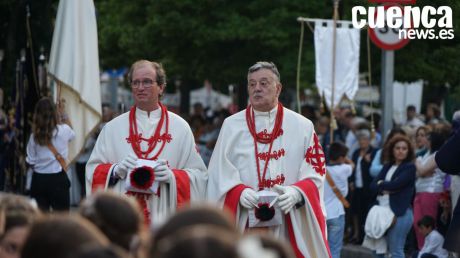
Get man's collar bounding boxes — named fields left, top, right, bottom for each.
left=135, top=106, right=161, bottom=119
left=253, top=105, right=278, bottom=117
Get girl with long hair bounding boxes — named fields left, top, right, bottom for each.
left=26, top=97, right=75, bottom=211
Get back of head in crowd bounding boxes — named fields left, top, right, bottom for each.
left=328, top=142, right=348, bottom=162
left=238, top=234, right=295, bottom=258
left=21, top=214, right=109, bottom=258
left=79, top=191, right=145, bottom=253
left=0, top=194, right=40, bottom=258
left=70, top=245, right=130, bottom=258
left=151, top=205, right=236, bottom=255
left=32, top=97, right=58, bottom=146
left=0, top=194, right=40, bottom=226
left=384, top=127, right=407, bottom=144
left=152, top=225, right=239, bottom=258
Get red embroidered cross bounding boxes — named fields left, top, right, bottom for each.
left=305, top=133, right=326, bottom=176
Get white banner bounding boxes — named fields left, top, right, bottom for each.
left=393, top=80, right=423, bottom=125
left=314, top=20, right=361, bottom=109
left=48, top=0, right=102, bottom=163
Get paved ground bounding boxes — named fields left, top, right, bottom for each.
left=342, top=244, right=374, bottom=258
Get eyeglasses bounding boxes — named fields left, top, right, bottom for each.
left=131, top=79, right=156, bottom=88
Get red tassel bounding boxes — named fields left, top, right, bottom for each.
left=126, top=191, right=151, bottom=225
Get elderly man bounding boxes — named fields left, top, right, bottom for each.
left=207, top=61, right=330, bottom=257
left=86, top=60, right=207, bottom=226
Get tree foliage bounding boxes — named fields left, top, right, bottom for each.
left=1, top=0, right=459, bottom=102
left=96, top=0, right=460, bottom=100
left=96, top=0, right=332, bottom=90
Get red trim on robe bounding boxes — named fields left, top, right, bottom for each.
left=223, top=184, right=249, bottom=220
left=293, top=179, right=332, bottom=258
left=172, top=169, right=190, bottom=208
left=286, top=215, right=305, bottom=258
left=92, top=164, right=112, bottom=193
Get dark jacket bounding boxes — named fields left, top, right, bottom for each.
left=350, top=147, right=376, bottom=189
left=435, top=128, right=460, bottom=174
left=435, top=128, right=460, bottom=251
left=370, top=162, right=416, bottom=217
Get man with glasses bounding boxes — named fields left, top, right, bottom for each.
left=86, top=60, right=207, bottom=226
left=207, top=61, right=331, bottom=257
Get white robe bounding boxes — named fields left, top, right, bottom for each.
left=207, top=105, right=331, bottom=258
left=86, top=107, right=207, bottom=227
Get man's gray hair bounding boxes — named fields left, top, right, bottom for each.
left=248, top=61, right=280, bottom=82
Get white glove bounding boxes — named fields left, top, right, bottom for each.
left=240, top=188, right=259, bottom=209
left=273, top=185, right=302, bottom=214
left=154, top=160, right=173, bottom=183
left=114, top=153, right=137, bottom=179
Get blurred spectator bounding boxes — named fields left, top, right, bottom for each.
left=2, top=110, right=16, bottom=191
left=437, top=191, right=451, bottom=237
left=414, top=130, right=449, bottom=249
left=405, top=105, right=425, bottom=130
left=196, top=110, right=229, bottom=166
left=369, top=135, right=416, bottom=258
left=414, top=111, right=460, bottom=253
left=79, top=191, right=147, bottom=258
left=0, top=193, right=40, bottom=258
left=75, top=133, right=97, bottom=200
left=414, top=215, right=448, bottom=258
left=0, top=107, right=7, bottom=191
left=315, top=116, right=329, bottom=146
left=415, top=126, right=432, bottom=157
left=150, top=205, right=236, bottom=255
left=238, top=234, right=295, bottom=258
left=345, top=117, right=368, bottom=159
left=425, top=103, right=445, bottom=125
left=301, top=104, right=318, bottom=125
left=370, top=128, right=407, bottom=178
left=316, top=116, right=343, bottom=161
left=75, top=105, right=114, bottom=200
left=190, top=79, right=231, bottom=120
left=325, top=142, right=353, bottom=258
left=25, top=97, right=75, bottom=211
left=21, top=214, right=109, bottom=258
left=191, top=103, right=206, bottom=121
left=71, top=245, right=130, bottom=258
left=336, top=108, right=354, bottom=144
left=101, top=104, right=115, bottom=125
left=151, top=226, right=239, bottom=258
left=349, top=129, right=376, bottom=244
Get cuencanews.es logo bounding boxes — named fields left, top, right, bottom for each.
left=352, top=0, right=454, bottom=40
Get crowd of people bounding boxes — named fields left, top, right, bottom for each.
left=0, top=59, right=459, bottom=258
left=315, top=104, right=458, bottom=258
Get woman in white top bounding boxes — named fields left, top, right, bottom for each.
left=413, top=129, right=449, bottom=249
left=26, top=97, right=75, bottom=211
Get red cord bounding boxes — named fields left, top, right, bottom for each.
left=127, top=103, right=169, bottom=160
left=245, top=103, right=284, bottom=190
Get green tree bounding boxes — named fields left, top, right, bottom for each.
left=96, top=0, right=331, bottom=91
